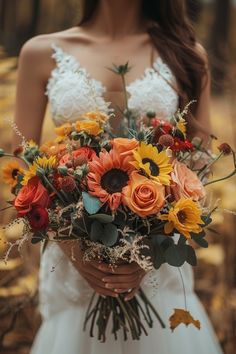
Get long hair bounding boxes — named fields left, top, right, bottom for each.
left=79, top=0, right=208, bottom=132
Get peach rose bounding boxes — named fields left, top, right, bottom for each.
left=111, top=138, right=139, bottom=157
left=59, top=147, right=96, bottom=166
left=14, top=176, right=50, bottom=216
left=75, top=120, right=102, bottom=136
left=171, top=159, right=206, bottom=201
left=122, top=172, right=165, bottom=217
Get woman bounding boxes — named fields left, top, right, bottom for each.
left=14, top=1, right=223, bottom=353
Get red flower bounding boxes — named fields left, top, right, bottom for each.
left=171, top=138, right=193, bottom=152
left=59, top=147, right=96, bottom=166
left=27, top=206, right=49, bottom=231
left=152, top=120, right=173, bottom=142
left=14, top=176, right=50, bottom=216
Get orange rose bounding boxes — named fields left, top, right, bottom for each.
left=111, top=138, right=139, bottom=157
left=171, top=159, right=206, bottom=201
left=75, top=121, right=102, bottom=136
left=122, top=172, right=165, bottom=217
left=14, top=176, right=50, bottom=216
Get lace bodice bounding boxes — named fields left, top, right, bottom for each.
left=46, top=44, right=179, bottom=125
left=40, top=44, right=183, bottom=320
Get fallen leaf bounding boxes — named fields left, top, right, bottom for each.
left=169, top=308, right=201, bottom=331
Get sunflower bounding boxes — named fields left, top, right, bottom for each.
left=22, top=156, right=57, bottom=185
left=131, top=142, right=172, bottom=185
left=2, top=161, right=25, bottom=187
left=160, top=198, right=203, bottom=239
left=87, top=149, right=134, bottom=211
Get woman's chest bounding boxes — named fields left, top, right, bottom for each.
left=46, top=44, right=179, bottom=126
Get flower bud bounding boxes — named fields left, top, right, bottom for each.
left=218, top=143, right=232, bottom=155
left=60, top=176, right=76, bottom=192
left=146, top=110, right=156, bottom=118
left=158, top=134, right=174, bottom=147
left=57, top=166, right=68, bottom=175
left=0, top=148, right=5, bottom=157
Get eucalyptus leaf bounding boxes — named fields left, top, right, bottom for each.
left=90, top=220, right=104, bottom=242
left=164, top=244, right=187, bottom=267
left=152, top=242, right=165, bottom=269
left=89, top=214, right=114, bottom=224
left=82, top=192, right=102, bottom=215
left=192, top=234, right=208, bottom=248
left=186, top=245, right=197, bottom=266
left=102, top=223, right=119, bottom=247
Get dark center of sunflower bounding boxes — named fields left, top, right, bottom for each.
left=101, top=168, right=129, bottom=194
left=142, top=158, right=159, bottom=176
left=177, top=210, right=187, bottom=224
left=11, top=168, right=19, bottom=179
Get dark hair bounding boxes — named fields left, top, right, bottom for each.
left=79, top=0, right=208, bottom=133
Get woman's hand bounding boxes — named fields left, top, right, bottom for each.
left=60, top=241, right=146, bottom=300
left=99, top=262, right=146, bottom=301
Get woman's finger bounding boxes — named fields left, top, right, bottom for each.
left=86, top=281, right=119, bottom=298
left=80, top=270, right=107, bottom=289
left=124, top=286, right=139, bottom=301
left=105, top=280, right=140, bottom=290
left=98, top=262, right=141, bottom=275
left=102, top=270, right=144, bottom=284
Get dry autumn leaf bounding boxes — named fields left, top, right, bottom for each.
left=169, top=308, right=201, bottom=331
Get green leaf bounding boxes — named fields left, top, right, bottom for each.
left=82, top=192, right=102, bottom=215
left=186, top=245, right=197, bottom=266
left=164, top=244, right=187, bottom=267
left=178, top=235, right=187, bottom=245
left=89, top=214, right=114, bottom=224
left=152, top=243, right=165, bottom=269
left=90, top=221, right=104, bottom=242
left=102, top=223, right=119, bottom=247
left=192, top=234, right=208, bottom=248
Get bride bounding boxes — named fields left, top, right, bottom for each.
left=13, top=0, right=223, bottom=353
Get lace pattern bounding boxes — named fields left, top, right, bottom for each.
left=46, top=44, right=179, bottom=126
left=46, top=44, right=112, bottom=126
left=126, top=58, right=179, bottom=118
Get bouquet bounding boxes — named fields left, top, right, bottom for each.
left=1, top=105, right=236, bottom=341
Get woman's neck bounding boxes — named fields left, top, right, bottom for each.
left=85, top=0, right=146, bottom=39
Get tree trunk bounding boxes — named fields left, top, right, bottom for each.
left=208, top=0, right=231, bottom=94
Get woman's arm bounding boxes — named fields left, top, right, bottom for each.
left=13, top=37, right=50, bottom=149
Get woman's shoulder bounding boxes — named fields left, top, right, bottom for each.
left=18, top=27, right=89, bottom=81
left=19, top=27, right=90, bottom=59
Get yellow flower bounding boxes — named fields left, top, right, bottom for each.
left=2, top=161, right=25, bottom=187
left=54, top=123, right=72, bottom=137
left=22, top=156, right=57, bottom=185
left=27, top=140, right=38, bottom=148
left=22, top=164, right=38, bottom=185
left=131, top=142, right=172, bottom=185
left=176, top=118, right=187, bottom=138
left=75, top=120, right=102, bottom=136
left=82, top=111, right=109, bottom=123
left=35, top=156, right=57, bottom=169
left=160, top=198, right=203, bottom=239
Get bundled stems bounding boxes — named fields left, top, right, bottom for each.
left=83, top=288, right=165, bottom=341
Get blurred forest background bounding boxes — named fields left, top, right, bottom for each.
left=0, top=0, right=236, bottom=353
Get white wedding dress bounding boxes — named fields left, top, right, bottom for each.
left=30, top=44, right=223, bottom=354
